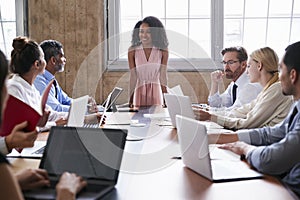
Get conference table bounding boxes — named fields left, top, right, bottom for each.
left=8, top=106, right=296, bottom=200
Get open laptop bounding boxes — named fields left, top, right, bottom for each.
left=164, top=94, right=194, bottom=128
left=23, top=126, right=127, bottom=199
left=98, top=87, right=123, bottom=112
left=67, top=95, right=89, bottom=127
left=167, top=85, right=184, bottom=96
left=164, top=94, right=224, bottom=131
left=176, top=115, right=263, bottom=182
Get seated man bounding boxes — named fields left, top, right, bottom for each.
left=209, top=41, right=300, bottom=198
left=34, top=40, right=97, bottom=113
left=208, top=46, right=262, bottom=110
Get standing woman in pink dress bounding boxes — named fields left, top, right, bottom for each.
left=128, top=16, right=169, bottom=107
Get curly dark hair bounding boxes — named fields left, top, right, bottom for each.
left=131, top=16, right=169, bottom=50
left=131, top=20, right=143, bottom=47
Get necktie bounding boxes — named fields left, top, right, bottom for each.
left=232, top=83, right=238, bottom=104
left=53, top=79, right=58, bottom=99
left=288, top=107, right=298, bottom=129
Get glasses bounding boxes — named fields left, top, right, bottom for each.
left=221, top=60, right=240, bottom=66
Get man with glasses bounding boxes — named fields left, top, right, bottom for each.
left=208, top=46, right=262, bottom=109
left=34, top=40, right=97, bottom=113
left=209, top=41, right=300, bottom=199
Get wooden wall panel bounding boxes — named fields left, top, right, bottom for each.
left=28, top=0, right=104, bottom=101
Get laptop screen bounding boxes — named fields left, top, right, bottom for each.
left=102, top=87, right=123, bottom=110
left=40, top=126, right=127, bottom=182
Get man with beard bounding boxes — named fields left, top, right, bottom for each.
left=209, top=41, right=300, bottom=199
left=34, top=40, right=97, bottom=113
left=208, top=46, right=262, bottom=110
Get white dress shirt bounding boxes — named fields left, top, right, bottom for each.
left=208, top=71, right=262, bottom=110
left=7, top=74, right=68, bottom=128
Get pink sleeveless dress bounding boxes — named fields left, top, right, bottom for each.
left=133, top=45, right=163, bottom=106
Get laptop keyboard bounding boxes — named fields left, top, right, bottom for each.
left=32, top=146, right=45, bottom=154
left=83, top=123, right=99, bottom=128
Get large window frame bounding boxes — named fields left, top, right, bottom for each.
left=0, top=0, right=26, bottom=57
left=106, top=0, right=300, bottom=72
left=107, top=0, right=223, bottom=71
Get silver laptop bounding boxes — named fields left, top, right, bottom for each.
left=167, top=85, right=184, bottom=96
left=23, top=126, right=127, bottom=199
left=176, top=115, right=263, bottom=182
left=84, top=92, right=112, bottom=128
left=164, top=94, right=224, bottom=131
left=6, top=141, right=46, bottom=159
left=67, top=95, right=89, bottom=127
left=164, top=94, right=195, bottom=128
left=99, top=87, right=123, bottom=112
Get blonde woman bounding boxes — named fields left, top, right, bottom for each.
left=195, top=47, right=293, bottom=130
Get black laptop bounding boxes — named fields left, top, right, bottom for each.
left=24, top=126, right=127, bottom=200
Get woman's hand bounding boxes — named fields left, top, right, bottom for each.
left=55, top=117, right=68, bottom=126
left=193, top=107, right=212, bottom=121
left=87, top=97, right=98, bottom=114
left=56, top=172, right=87, bottom=200
left=15, top=168, right=50, bottom=191
left=129, top=102, right=134, bottom=108
left=37, top=109, right=50, bottom=127
left=5, top=121, right=38, bottom=151
left=84, top=113, right=106, bottom=125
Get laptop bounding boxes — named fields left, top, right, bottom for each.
left=23, top=126, right=127, bottom=200
left=67, top=95, right=89, bottom=127
left=84, top=92, right=112, bottom=128
left=164, top=94, right=194, bottom=128
left=164, top=94, right=224, bottom=131
left=6, top=141, right=47, bottom=159
left=99, top=87, right=123, bottom=112
left=175, top=115, right=263, bottom=182
left=167, top=85, right=184, bottom=96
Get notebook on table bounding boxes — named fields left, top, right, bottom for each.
left=175, top=115, right=263, bottom=182
left=23, top=126, right=127, bottom=200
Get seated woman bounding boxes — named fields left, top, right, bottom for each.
left=0, top=49, right=86, bottom=199
left=8, top=36, right=67, bottom=128
left=7, top=36, right=100, bottom=129
left=194, top=47, right=293, bottom=130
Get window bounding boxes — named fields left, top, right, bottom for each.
left=107, top=0, right=300, bottom=70
left=0, top=0, right=26, bottom=57
left=224, top=0, right=300, bottom=58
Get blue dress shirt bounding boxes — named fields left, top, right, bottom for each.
left=34, top=70, right=72, bottom=112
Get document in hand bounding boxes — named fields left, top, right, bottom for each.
left=0, top=80, right=54, bottom=137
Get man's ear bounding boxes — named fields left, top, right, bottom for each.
left=240, top=60, right=247, bottom=69
left=290, top=69, right=298, bottom=84
left=50, top=56, right=56, bottom=65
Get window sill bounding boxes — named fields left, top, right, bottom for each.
left=107, top=58, right=222, bottom=72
